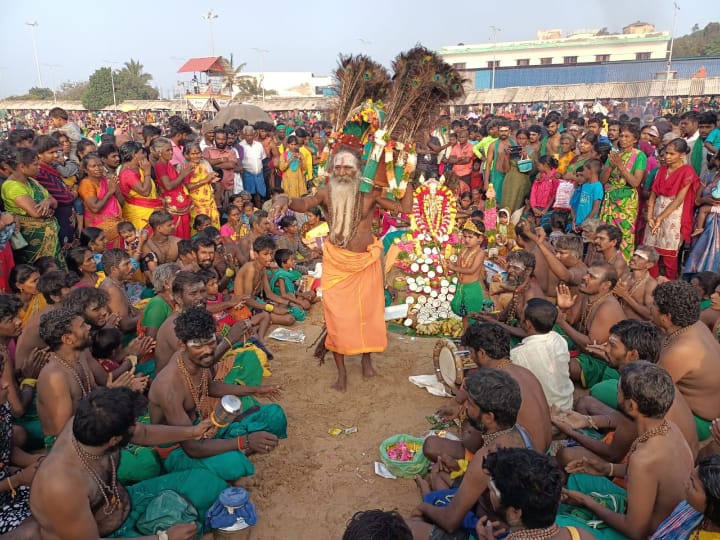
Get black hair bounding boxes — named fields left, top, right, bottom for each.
left=461, top=322, right=510, bottom=360
left=48, top=107, right=69, bottom=120
left=32, top=134, right=60, bottom=154
left=149, top=210, right=173, bottom=229
left=40, top=307, right=79, bottom=351
left=117, top=221, right=135, bottom=234
left=596, top=224, right=623, bottom=248
left=253, top=235, right=276, bottom=253
left=97, top=143, right=119, bottom=160
left=279, top=215, right=297, bottom=230
left=680, top=111, right=699, bottom=123
left=118, top=141, right=144, bottom=164
left=274, top=248, right=294, bottom=267
left=90, top=327, right=123, bottom=359
left=594, top=142, right=612, bottom=162
left=553, top=234, right=583, bottom=258
left=172, top=271, right=204, bottom=297
left=528, top=125, right=542, bottom=135
left=543, top=112, right=561, bottom=127
left=66, top=246, right=92, bottom=275
left=619, top=122, right=640, bottom=142
left=101, top=248, right=130, bottom=275
left=193, top=214, right=212, bottom=229
left=0, top=294, right=23, bottom=322
left=619, top=361, right=674, bottom=418
left=34, top=256, right=59, bottom=275
left=652, top=280, right=700, bottom=328
left=38, top=270, right=78, bottom=304
left=199, top=226, right=220, bottom=240
left=584, top=158, right=602, bottom=174
left=524, top=298, right=558, bottom=334
left=10, top=147, right=38, bottom=169
left=174, top=307, right=215, bottom=343
left=7, top=129, right=35, bottom=148
left=178, top=239, right=194, bottom=257
left=9, top=264, right=37, bottom=293
left=465, top=369, right=521, bottom=428
left=192, top=236, right=216, bottom=253
left=537, top=155, right=558, bottom=169
left=73, top=387, right=148, bottom=446
left=142, top=125, right=162, bottom=141
left=76, top=139, right=97, bottom=157
left=196, top=268, right=218, bottom=285
left=307, top=207, right=324, bottom=220
left=698, top=455, right=720, bottom=525
left=80, top=226, right=104, bottom=247
left=484, top=448, right=562, bottom=529
left=692, top=272, right=720, bottom=298
left=589, top=262, right=619, bottom=289
left=341, top=509, right=412, bottom=540
left=581, top=132, right=599, bottom=146
left=610, top=320, right=660, bottom=364
left=62, top=287, right=109, bottom=317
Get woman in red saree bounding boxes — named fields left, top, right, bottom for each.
left=118, top=141, right=162, bottom=231
left=643, top=138, right=699, bottom=280
left=151, top=137, right=192, bottom=240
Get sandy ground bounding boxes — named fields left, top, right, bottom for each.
left=237, top=307, right=448, bottom=539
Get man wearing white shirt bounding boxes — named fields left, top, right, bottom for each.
left=239, top=126, right=267, bottom=207
left=510, top=298, right=574, bottom=410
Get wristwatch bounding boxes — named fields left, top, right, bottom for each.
left=157, top=531, right=168, bottom=540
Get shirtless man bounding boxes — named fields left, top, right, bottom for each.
left=149, top=308, right=284, bottom=484
left=541, top=112, right=562, bottom=157
left=483, top=123, right=514, bottom=192
left=141, top=210, right=180, bottom=279
left=652, top=280, right=720, bottom=441
left=154, top=271, right=256, bottom=374
left=555, top=262, right=627, bottom=387
left=561, top=362, right=694, bottom=539
left=613, top=245, right=658, bottom=320
left=430, top=322, right=552, bottom=457
left=30, top=387, right=224, bottom=540
left=194, top=236, right=234, bottom=294
left=15, top=270, right=77, bottom=370
left=237, top=210, right=272, bottom=266
left=515, top=221, right=557, bottom=300
left=593, top=224, right=629, bottom=279
left=527, top=229, right=587, bottom=295
left=234, top=235, right=295, bottom=326
left=408, top=369, right=536, bottom=538
left=472, top=250, right=545, bottom=339
left=98, top=249, right=141, bottom=334
left=276, top=150, right=414, bottom=390
left=554, top=320, right=698, bottom=468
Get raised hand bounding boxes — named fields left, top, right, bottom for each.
left=555, top=283, right=577, bottom=311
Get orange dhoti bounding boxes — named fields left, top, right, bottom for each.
left=322, top=238, right=387, bottom=356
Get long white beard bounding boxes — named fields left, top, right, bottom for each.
left=329, top=173, right=361, bottom=246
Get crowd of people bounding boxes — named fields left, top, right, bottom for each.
left=0, top=102, right=718, bottom=539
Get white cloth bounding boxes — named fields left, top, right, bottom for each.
left=510, top=331, right=574, bottom=410
left=239, top=140, right=266, bottom=175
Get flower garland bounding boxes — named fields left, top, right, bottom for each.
left=411, top=181, right=457, bottom=242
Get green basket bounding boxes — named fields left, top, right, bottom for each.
left=379, top=434, right=429, bottom=478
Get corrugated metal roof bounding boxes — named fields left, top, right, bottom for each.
left=249, top=97, right=333, bottom=111
left=0, top=100, right=86, bottom=110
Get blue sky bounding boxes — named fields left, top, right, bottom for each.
left=0, top=0, right=714, bottom=99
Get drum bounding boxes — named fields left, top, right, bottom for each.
left=432, top=339, right=474, bottom=395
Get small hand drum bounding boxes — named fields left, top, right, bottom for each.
left=432, top=339, right=474, bottom=395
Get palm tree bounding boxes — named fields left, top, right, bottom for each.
left=222, top=62, right=247, bottom=95
left=232, top=76, right=277, bottom=99
left=120, top=59, right=152, bottom=84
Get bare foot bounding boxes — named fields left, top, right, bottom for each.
left=414, top=474, right=431, bottom=496
left=331, top=373, right=347, bottom=392
left=692, top=228, right=704, bottom=237
left=361, top=355, right=377, bottom=378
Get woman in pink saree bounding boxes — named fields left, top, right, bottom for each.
left=78, top=153, right=123, bottom=248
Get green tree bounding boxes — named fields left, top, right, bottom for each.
left=82, top=67, right=116, bottom=109
left=222, top=62, right=247, bottom=94
left=57, top=81, right=88, bottom=100
left=674, top=22, right=720, bottom=58
left=27, top=87, right=54, bottom=100
left=115, top=59, right=159, bottom=101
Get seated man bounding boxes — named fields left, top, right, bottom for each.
left=477, top=448, right=595, bottom=540
left=30, top=387, right=227, bottom=539
left=559, top=362, right=694, bottom=540
left=652, top=280, right=720, bottom=442
left=527, top=229, right=588, bottom=295
left=408, top=369, right=532, bottom=538
left=613, top=245, right=658, bottom=321
left=555, top=262, right=626, bottom=387
left=98, top=248, right=142, bottom=336
left=510, top=298, right=574, bottom=410
left=554, top=319, right=698, bottom=466
left=593, top=224, right=628, bottom=280
left=236, top=210, right=272, bottom=266
left=149, top=307, right=286, bottom=483
left=428, top=323, right=552, bottom=460
left=234, top=235, right=297, bottom=326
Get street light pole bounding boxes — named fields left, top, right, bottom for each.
left=489, top=25, right=501, bottom=113
left=201, top=10, right=219, bottom=56
left=103, top=60, right=119, bottom=110
left=43, top=63, right=61, bottom=103
left=663, top=1, right=680, bottom=103
left=25, top=21, right=43, bottom=88
left=252, top=48, right=270, bottom=103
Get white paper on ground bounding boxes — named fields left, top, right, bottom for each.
left=267, top=328, right=306, bottom=343
left=408, top=374, right=452, bottom=397
left=374, top=461, right=397, bottom=479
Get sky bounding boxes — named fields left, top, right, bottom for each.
left=0, top=0, right=715, bottom=100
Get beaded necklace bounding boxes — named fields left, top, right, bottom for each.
left=662, top=325, right=692, bottom=350
left=482, top=425, right=515, bottom=447
left=72, top=436, right=121, bottom=515
left=507, top=524, right=560, bottom=539
left=176, top=355, right=210, bottom=416
left=580, top=292, right=613, bottom=334
left=627, top=419, right=670, bottom=457
left=52, top=353, right=92, bottom=398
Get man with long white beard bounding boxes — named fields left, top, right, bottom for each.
left=276, top=151, right=413, bottom=391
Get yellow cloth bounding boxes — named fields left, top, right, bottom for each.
left=321, top=238, right=387, bottom=355
left=299, top=146, right=313, bottom=181
left=20, top=294, right=46, bottom=327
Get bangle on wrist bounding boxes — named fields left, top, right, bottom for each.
left=586, top=415, right=599, bottom=430
left=7, top=476, right=16, bottom=499
left=223, top=336, right=233, bottom=350
left=608, top=463, right=614, bottom=477
left=20, top=378, right=37, bottom=389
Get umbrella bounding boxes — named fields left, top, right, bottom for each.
left=212, top=103, right=271, bottom=127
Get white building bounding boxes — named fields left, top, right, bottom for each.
left=239, top=72, right=333, bottom=97
left=438, top=27, right=669, bottom=72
